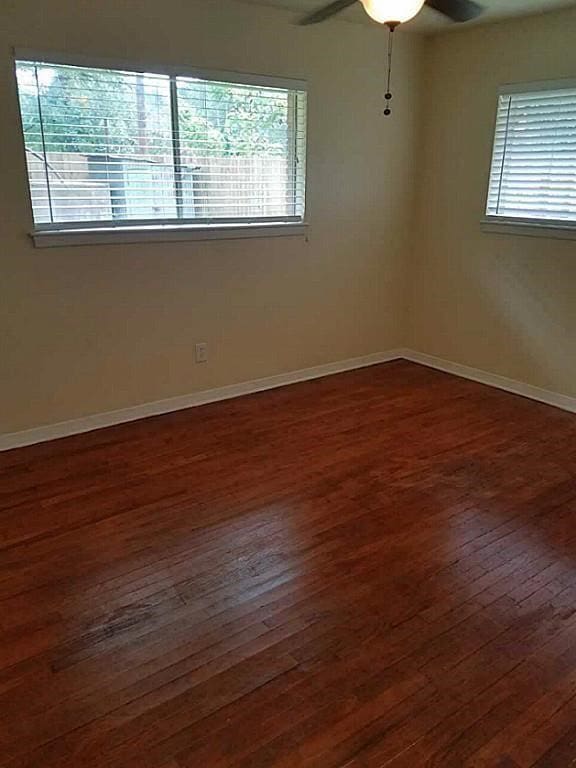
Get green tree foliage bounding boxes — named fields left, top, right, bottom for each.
left=17, top=63, right=290, bottom=159
left=178, top=81, right=289, bottom=156
left=18, top=65, right=144, bottom=155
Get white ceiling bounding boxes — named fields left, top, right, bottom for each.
left=240, top=0, right=576, bottom=32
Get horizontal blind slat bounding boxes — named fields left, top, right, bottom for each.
left=486, top=84, right=576, bottom=221
left=16, top=58, right=307, bottom=227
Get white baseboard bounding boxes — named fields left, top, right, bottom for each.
left=0, top=350, right=403, bottom=452
left=401, top=348, right=576, bottom=415
left=3, top=347, right=575, bottom=452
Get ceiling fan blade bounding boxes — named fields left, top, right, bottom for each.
left=297, top=0, right=358, bottom=25
left=425, top=0, right=483, bottom=22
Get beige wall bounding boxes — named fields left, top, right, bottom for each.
left=409, top=8, right=576, bottom=398
left=4, top=0, right=575, bottom=438
left=0, top=0, right=423, bottom=434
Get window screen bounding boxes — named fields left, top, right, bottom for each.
left=486, top=82, right=576, bottom=226
left=15, top=57, right=307, bottom=231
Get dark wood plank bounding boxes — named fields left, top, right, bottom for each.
left=1, top=360, right=576, bottom=767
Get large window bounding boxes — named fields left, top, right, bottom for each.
left=15, top=54, right=307, bottom=237
left=485, top=81, right=576, bottom=231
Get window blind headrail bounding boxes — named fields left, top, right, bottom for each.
left=14, top=49, right=308, bottom=92
left=498, top=79, right=576, bottom=97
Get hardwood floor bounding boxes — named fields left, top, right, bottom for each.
left=1, top=360, right=576, bottom=767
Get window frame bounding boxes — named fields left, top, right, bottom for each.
left=14, top=49, right=309, bottom=247
left=482, top=78, right=576, bottom=240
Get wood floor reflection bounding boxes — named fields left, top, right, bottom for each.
left=1, top=360, right=576, bottom=767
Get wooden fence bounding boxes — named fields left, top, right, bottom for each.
left=26, top=151, right=292, bottom=222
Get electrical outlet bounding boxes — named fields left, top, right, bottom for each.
left=195, top=342, right=208, bottom=363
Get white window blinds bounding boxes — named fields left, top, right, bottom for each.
left=15, top=56, right=307, bottom=230
left=486, top=82, right=576, bottom=225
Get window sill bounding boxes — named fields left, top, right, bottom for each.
left=31, top=222, right=308, bottom=249
left=481, top=218, right=576, bottom=241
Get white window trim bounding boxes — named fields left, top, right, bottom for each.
left=31, top=221, right=308, bottom=248
left=481, top=217, right=576, bottom=241
left=15, top=48, right=308, bottom=247
left=482, top=77, right=576, bottom=238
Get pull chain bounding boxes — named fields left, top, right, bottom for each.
left=384, top=22, right=397, bottom=116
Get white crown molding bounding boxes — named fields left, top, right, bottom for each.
left=0, top=350, right=403, bottom=451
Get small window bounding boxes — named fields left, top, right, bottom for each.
left=15, top=54, right=307, bottom=235
left=485, top=81, right=576, bottom=229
